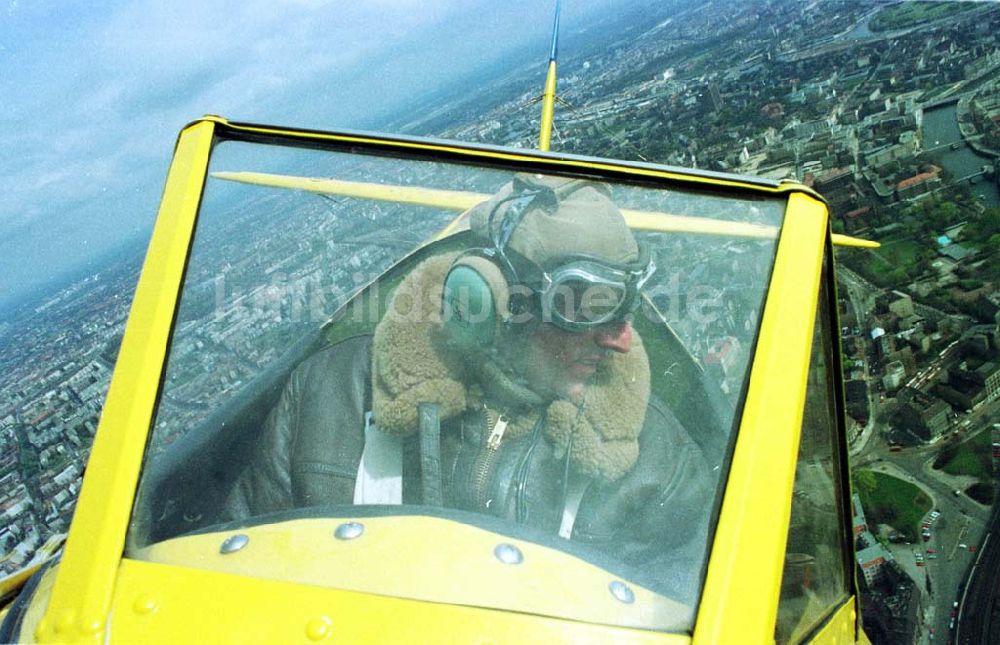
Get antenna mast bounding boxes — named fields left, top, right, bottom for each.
left=538, top=0, right=561, bottom=151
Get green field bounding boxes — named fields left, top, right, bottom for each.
left=858, top=238, right=927, bottom=286
left=878, top=239, right=924, bottom=266
left=871, top=2, right=976, bottom=32
left=933, top=428, right=993, bottom=482
left=855, top=470, right=932, bottom=540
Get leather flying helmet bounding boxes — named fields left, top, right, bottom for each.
left=441, top=173, right=654, bottom=351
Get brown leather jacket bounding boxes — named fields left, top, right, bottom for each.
left=224, top=333, right=715, bottom=607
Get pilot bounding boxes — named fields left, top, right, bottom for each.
left=225, top=173, right=713, bottom=605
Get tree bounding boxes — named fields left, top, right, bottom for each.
left=968, top=208, right=1000, bottom=240
left=853, top=469, right=877, bottom=500
left=931, top=201, right=961, bottom=229
left=985, top=234, right=1000, bottom=256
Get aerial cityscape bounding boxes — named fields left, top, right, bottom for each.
left=1, top=1, right=999, bottom=642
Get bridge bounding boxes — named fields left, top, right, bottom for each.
left=956, top=168, right=992, bottom=185
left=923, top=141, right=971, bottom=155
left=918, top=139, right=996, bottom=184
left=922, top=95, right=963, bottom=110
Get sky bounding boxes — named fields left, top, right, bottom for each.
left=0, top=0, right=628, bottom=313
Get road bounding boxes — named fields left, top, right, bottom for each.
left=839, top=268, right=999, bottom=643
left=856, top=432, right=992, bottom=644
left=956, top=504, right=999, bottom=645
left=838, top=267, right=879, bottom=456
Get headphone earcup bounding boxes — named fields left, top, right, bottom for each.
left=441, top=256, right=511, bottom=351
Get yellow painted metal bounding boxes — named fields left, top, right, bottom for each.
left=539, top=59, right=559, bottom=151
left=805, top=598, right=864, bottom=644
left=211, top=171, right=488, bottom=211
left=200, top=115, right=818, bottom=197
left=621, top=209, right=774, bottom=238
left=211, top=170, right=778, bottom=239
left=25, top=115, right=869, bottom=642
left=34, top=120, right=216, bottom=644
left=13, top=564, right=60, bottom=643
left=107, top=558, right=690, bottom=644
left=782, top=591, right=859, bottom=643
left=692, top=191, right=829, bottom=644
left=0, top=532, right=64, bottom=594
left=830, top=233, right=879, bottom=249
left=0, top=554, right=53, bottom=624
left=211, top=169, right=876, bottom=248
left=131, top=516, right=690, bottom=632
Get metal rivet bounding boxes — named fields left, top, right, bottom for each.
left=494, top=543, right=524, bottom=565
left=220, top=533, right=249, bottom=554
left=36, top=618, right=52, bottom=640
left=334, top=522, right=364, bottom=540
left=609, top=580, right=635, bottom=604
left=133, top=595, right=158, bottom=615
left=305, top=616, right=333, bottom=641
left=56, top=609, right=76, bottom=632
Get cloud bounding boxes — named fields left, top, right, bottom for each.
left=0, top=0, right=621, bottom=311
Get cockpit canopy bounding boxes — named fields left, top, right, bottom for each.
left=64, top=119, right=854, bottom=643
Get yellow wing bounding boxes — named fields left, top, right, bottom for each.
left=211, top=171, right=877, bottom=248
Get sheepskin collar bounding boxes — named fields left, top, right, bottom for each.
left=371, top=252, right=650, bottom=482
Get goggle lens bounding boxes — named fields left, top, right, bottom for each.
left=549, top=280, right=627, bottom=325
left=539, top=254, right=654, bottom=332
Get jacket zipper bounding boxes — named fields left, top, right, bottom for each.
left=472, top=408, right=507, bottom=510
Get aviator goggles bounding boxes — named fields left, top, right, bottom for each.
left=533, top=248, right=656, bottom=332
left=488, top=182, right=657, bottom=332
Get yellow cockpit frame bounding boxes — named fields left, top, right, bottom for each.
left=17, top=117, right=867, bottom=644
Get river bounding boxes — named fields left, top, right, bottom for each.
left=842, top=11, right=874, bottom=40
left=922, top=103, right=999, bottom=207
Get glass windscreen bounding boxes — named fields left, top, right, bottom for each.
left=776, top=264, right=851, bottom=643
left=128, top=137, right=785, bottom=633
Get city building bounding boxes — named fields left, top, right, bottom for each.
left=937, top=361, right=999, bottom=410
left=858, top=561, right=921, bottom=645
left=852, top=493, right=868, bottom=536
left=893, top=387, right=952, bottom=441
left=979, top=362, right=1000, bottom=403
left=856, top=540, right=893, bottom=587
left=883, top=361, right=907, bottom=392
left=896, top=170, right=942, bottom=199
left=845, top=380, right=870, bottom=424
left=704, top=336, right=742, bottom=378
left=888, top=292, right=915, bottom=319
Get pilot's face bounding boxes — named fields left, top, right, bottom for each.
left=516, top=319, right=633, bottom=399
